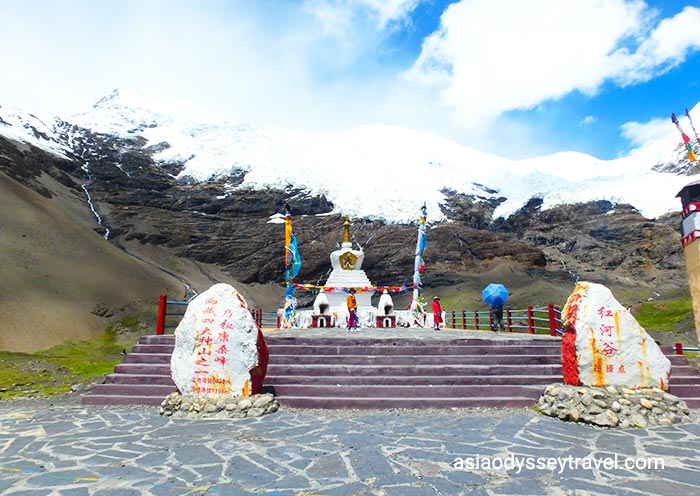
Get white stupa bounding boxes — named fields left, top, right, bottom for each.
left=324, top=216, right=373, bottom=307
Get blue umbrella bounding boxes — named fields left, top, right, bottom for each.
left=482, top=283, right=509, bottom=307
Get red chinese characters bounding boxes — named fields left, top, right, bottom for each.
left=191, top=300, right=233, bottom=395
left=594, top=305, right=623, bottom=370
left=192, top=374, right=232, bottom=395
left=597, top=306, right=613, bottom=318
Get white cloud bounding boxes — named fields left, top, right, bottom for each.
left=620, top=118, right=671, bottom=148
left=612, top=6, right=700, bottom=85
left=1, top=0, right=698, bottom=161
left=622, top=104, right=700, bottom=152
left=304, top=0, right=419, bottom=31
left=580, top=116, right=596, bottom=126
left=357, top=0, right=420, bottom=28
left=404, top=1, right=700, bottom=133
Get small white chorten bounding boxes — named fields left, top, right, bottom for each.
left=377, top=290, right=394, bottom=316
left=313, top=289, right=331, bottom=315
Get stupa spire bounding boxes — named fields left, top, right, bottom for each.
left=342, top=215, right=352, bottom=244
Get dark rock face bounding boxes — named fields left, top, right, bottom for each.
left=494, top=200, right=684, bottom=289
left=1, top=129, right=688, bottom=302
left=439, top=188, right=505, bottom=229
left=0, top=136, right=82, bottom=197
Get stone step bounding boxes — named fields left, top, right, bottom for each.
left=124, top=349, right=561, bottom=365
left=659, top=345, right=696, bottom=354
left=114, top=362, right=567, bottom=377
left=274, top=396, right=540, bottom=409
left=268, top=354, right=562, bottom=366
left=670, top=375, right=700, bottom=384
left=265, top=374, right=559, bottom=386
left=668, top=384, right=700, bottom=396
left=130, top=344, right=565, bottom=357
left=264, top=337, right=562, bottom=347
left=138, top=335, right=563, bottom=348
left=122, top=349, right=690, bottom=367
left=123, top=353, right=172, bottom=365
left=82, top=394, right=166, bottom=406
left=138, top=335, right=176, bottom=345
left=114, top=363, right=171, bottom=375
left=100, top=371, right=700, bottom=388
left=269, top=384, right=544, bottom=399
left=104, top=373, right=175, bottom=385
left=671, top=366, right=700, bottom=376
left=266, top=364, right=563, bottom=376
left=131, top=344, right=177, bottom=354
left=669, top=355, right=695, bottom=365
left=90, top=383, right=177, bottom=396
left=82, top=333, right=700, bottom=409
left=265, top=344, right=563, bottom=356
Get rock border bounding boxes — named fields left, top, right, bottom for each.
left=537, top=383, right=693, bottom=428
left=160, top=392, right=279, bottom=419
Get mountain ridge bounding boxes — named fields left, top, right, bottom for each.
left=4, top=90, right=700, bottom=223
left=0, top=91, right=698, bottom=352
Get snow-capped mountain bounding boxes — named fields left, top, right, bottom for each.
left=3, top=88, right=698, bottom=224
left=0, top=106, right=71, bottom=159
left=1, top=88, right=694, bottom=308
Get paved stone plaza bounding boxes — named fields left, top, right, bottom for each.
left=0, top=397, right=698, bottom=495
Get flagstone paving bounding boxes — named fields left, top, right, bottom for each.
left=0, top=397, right=698, bottom=495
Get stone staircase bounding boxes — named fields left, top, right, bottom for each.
left=81, top=335, right=700, bottom=408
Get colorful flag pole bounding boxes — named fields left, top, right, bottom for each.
left=686, top=108, right=700, bottom=148
left=282, top=203, right=301, bottom=328
left=672, top=112, right=698, bottom=163
left=409, top=205, right=428, bottom=327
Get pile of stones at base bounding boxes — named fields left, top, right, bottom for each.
left=158, top=384, right=695, bottom=427
left=538, top=383, right=693, bottom=428
left=160, top=392, right=279, bottom=419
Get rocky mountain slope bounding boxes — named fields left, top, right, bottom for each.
left=0, top=136, right=182, bottom=352
left=1, top=94, right=699, bottom=351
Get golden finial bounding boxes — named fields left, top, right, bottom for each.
left=342, top=215, right=351, bottom=244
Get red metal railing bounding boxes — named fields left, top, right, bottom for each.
left=448, top=305, right=561, bottom=335
left=157, top=294, right=563, bottom=335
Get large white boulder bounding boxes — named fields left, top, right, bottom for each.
left=561, top=282, right=671, bottom=390
left=171, top=283, right=268, bottom=397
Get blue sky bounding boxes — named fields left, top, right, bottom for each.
left=2, top=0, right=700, bottom=160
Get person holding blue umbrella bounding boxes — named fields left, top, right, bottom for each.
left=482, top=283, right=509, bottom=332
left=490, top=304, right=505, bottom=332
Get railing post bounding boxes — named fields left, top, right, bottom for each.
left=461, top=310, right=466, bottom=329
left=250, top=309, right=261, bottom=328
left=474, top=310, right=479, bottom=331
left=156, top=294, right=167, bottom=335
left=506, top=306, right=512, bottom=332
left=548, top=303, right=557, bottom=336
left=527, top=305, right=534, bottom=334
left=675, top=343, right=684, bottom=355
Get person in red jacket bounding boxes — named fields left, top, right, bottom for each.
left=432, top=296, right=443, bottom=331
